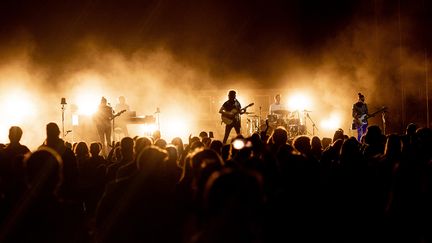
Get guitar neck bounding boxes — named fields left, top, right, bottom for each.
left=370, top=108, right=386, bottom=117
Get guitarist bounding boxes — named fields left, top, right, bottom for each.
left=219, top=90, right=244, bottom=144
left=94, top=96, right=114, bottom=152
left=352, top=93, right=369, bottom=142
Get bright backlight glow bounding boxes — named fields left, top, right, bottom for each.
left=161, top=118, right=189, bottom=142
left=75, top=93, right=100, bottom=116
left=72, top=115, right=79, bottom=126
left=138, top=123, right=158, bottom=136
left=287, top=93, right=312, bottom=112
left=320, top=113, right=342, bottom=131
left=0, top=90, right=36, bottom=124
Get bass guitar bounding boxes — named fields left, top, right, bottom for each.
left=221, top=103, right=254, bottom=125
left=353, top=106, right=387, bottom=127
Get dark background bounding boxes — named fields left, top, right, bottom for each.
left=1, top=0, right=432, bottom=132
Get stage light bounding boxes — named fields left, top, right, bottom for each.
left=287, top=93, right=312, bottom=112
left=74, top=93, right=100, bottom=116
left=0, top=90, right=36, bottom=124
left=0, top=89, right=37, bottom=145
left=138, top=123, right=158, bottom=137
left=72, top=114, right=79, bottom=126
left=161, top=118, right=189, bottom=142
left=0, top=125, right=9, bottom=144
left=320, top=113, right=342, bottom=131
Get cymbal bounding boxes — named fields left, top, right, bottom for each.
left=248, top=115, right=259, bottom=118
left=273, top=110, right=290, bottom=115
left=244, top=112, right=255, bottom=115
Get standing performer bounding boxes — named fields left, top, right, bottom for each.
left=219, top=90, right=246, bottom=144
left=94, top=97, right=114, bottom=152
left=352, top=93, right=369, bottom=141
left=114, top=96, right=130, bottom=137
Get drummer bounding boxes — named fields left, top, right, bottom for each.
left=269, top=94, right=289, bottom=122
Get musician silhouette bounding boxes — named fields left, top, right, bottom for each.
left=269, top=94, right=289, bottom=126
left=219, top=90, right=243, bottom=144
left=269, top=94, right=288, bottom=116
left=352, top=93, right=369, bottom=141
left=94, top=97, right=114, bottom=152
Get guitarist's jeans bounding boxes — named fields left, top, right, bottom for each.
left=97, top=123, right=112, bottom=150
left=357, top=123, right=368, bottom=142
left=223, top=122, right=241, bottom=144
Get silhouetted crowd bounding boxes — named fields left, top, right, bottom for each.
left=0, top=122, right=431, bottom=243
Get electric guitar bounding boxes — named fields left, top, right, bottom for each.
left=353, top=106, right=387, bottom=127
left=221, top=103, right=254, bottom=125
left=110, top=109, right=127, bottom=120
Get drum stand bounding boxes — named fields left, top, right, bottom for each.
left=246, top=115, right=260, bottom=136
left=259, top=106, right=262, bottom=129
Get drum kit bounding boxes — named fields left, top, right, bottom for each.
left=267, top=109, right=307, bottom=138
left=245, top=109, right=310, bottom=138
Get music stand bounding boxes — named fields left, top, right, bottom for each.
left=61, top=98, right=67, bottom=138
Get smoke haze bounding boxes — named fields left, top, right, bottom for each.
left=0, top=0, right=431, bottom=148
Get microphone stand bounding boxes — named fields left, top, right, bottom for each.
left=60, top=98, right=67, bottom=139
left=61, top=104, right=65, bottom=138
left=259, top=106, right=262, bottom=130
left=109, top=103, right=117, bottom=144
left=306, top=113, right=319, bottom=136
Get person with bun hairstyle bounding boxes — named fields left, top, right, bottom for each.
left=352, top=93, right=369, bottom=141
